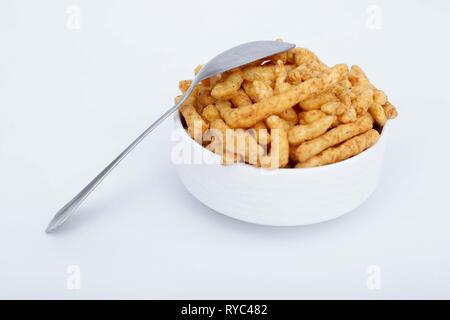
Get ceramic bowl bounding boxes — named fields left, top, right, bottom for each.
left=173, top=112, right=388, bottom=226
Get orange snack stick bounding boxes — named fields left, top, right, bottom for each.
left=320, top=101, right=348, bottom=116
left=338, top=105, right=357, bottom=123
left=264, top=115, right=291, bottom=132
left=230, top=89, right=252, bottom=107
left=215, top=100, right=234, bottom=120
left=251, top=121, right=271, bottom=145
left=298, top=110, right=326, bottom=125
left=261, top=116, right=290, bottom=168
left=242, top=65, right=277, bottom=82
left=288, top=115, right=335, bottom=146
left=242, top=64, right=295, bottom=82
left=373, top=89, right=387, bottom=105
left=278, top=107, right=298, bottom=126
left=201, top=104, right=221, bottom=123
left=295, top=113, right=373, bottom=162
left=179, top=104, right=209, bottom=139
left=287, top=64, right=323, bottom=84
left=383, top=101, right=398, bottom=119
left=243, top=80, right=274, bottom=103
left=333, top=82, right=352, bottom=107
left=274, top=60, right=292, bottom=94
left=296, top=129, right=380, bottom=168
left=269, top=39, right=289, bottom=64
left=211, top=71, right=243, bottom=100
left=368, top=102, right=387, bottom=126
left=348, top=65, right=374, bottom=88
left=197, top=86, right=217, bottom=107
left=221, top=64, right=347, bottom=128
left=300, top=92, right=338, bottom=111
left=352, top=86, right=374, bottom=115
left=209, top=119, right=263, bottom=165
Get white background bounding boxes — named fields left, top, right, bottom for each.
left=1, top=0, right=450, bottom=299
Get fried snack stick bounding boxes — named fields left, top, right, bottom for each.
left=197, top=86, right=217, bottom=107
left=320, top=101, right=357, bottom=124
left=273, top=62, right=297, bottom=126
left=243, top=80, right=274, bottom=102
left=383, top=101, right=398, bottom=119
left=261, top=115, right=290, bottom=168
left=278, top=108, right=298, bottom=126
left=368, top=102, right=387, bottom=126
left=295, top=114, right=373, bottom=162
left=230, top=89, right=252, bottom=107
left=286, top=64, right=323, bottom=84
left=211, top=71, right=243, bottom=100
left=298, top=110, right=326, bottom=125
left=251, top=121, right=271, bottom=145
left=221, top=64, right=348, bottom=128
left=201, top=104, right=221, bottom=123
left=351, top=86, right=374, bottom=115
left=274, top=60, right=292, bottom=94
left=296, top=129, right=380, bottom=168
left=348, top=65, right=374, bottom=88
left=332, top=81, right=352, bottom=107
left=288, top=115, right=335, bottom=146
left=241, top=64, right=295, bottom=82
left=285, top=47, right=300, bottom=64
left=215, top=100, right=241, bottom=131
left=349, top=65, right=391, bottom=122
left=242, top=65, right=278, bottom=82
left=269, top=39, right=289, bottom=64
left=286, top=48, right=329, bottom=84
left=320, top=101, right=347, bottom=116
left=264, top=114, right=291, bottom=132
left=209, top=119, right=239, bottom=157
left=299, top=92, right=338, bottom=111
left=339, top=106, right=357, bottom=123
left=215, top=100, right=234, bottom=119
left=209, top=119, right=264, bottom=165
left=373, top=89, right=387, bottom=105
left=350, top=66, right=388, bottom=106
left=179, top=104, right=209, bottom=139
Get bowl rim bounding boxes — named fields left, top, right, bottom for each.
left=173, top=112, right=390, bottom=174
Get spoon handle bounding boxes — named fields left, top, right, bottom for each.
left=45, top=82, right=198, bottom=233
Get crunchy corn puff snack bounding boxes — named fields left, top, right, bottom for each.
left=177, top=41, right=398, bottom=169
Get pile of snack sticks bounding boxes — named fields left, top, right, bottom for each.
left=177, top=45, right=397, bottom=168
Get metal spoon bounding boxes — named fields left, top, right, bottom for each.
left=45, top=40, right=296, bottom=233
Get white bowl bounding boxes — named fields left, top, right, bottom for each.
left=173, top=113, right=389, bottom=226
